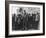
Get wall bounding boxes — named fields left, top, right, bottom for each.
left=0, top=0, right=46, bottom=38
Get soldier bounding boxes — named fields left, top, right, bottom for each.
left=32, top=13, right=36, bottom=29
left=17, top=14, right=23, bottom=30
left=28, top=14, right=33, bottom=29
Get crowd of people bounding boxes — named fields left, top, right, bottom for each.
left=12, top=8, right=40, bottom=31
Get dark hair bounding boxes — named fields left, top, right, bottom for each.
left=19, top=8, right=22, bottom=12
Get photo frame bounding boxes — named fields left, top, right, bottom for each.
left=5, top=1, right=45, bottom=37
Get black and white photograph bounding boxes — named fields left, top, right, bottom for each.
left=5, top=1, right=45, bottom=37
left=12, top=7, right=40, bottom=31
